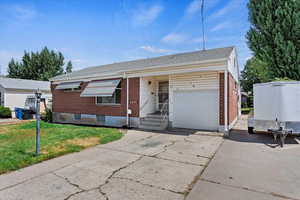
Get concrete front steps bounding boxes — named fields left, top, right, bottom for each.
left=139, top=114, right=168, bottom=131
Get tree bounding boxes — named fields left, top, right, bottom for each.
left=247, top=0, right=300, bottom=80
left=240, top=57, right=270, bottom=93
left=7, top=59, right=23, bottom=78
left=7, top=47, right=72, bottom=81
left=65, top=61, right=73, bottom=73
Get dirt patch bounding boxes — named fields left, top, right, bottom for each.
left=66, top=137, right=100, bottom=148
left=41, top=145, right=67, bottom=154
left=0, top=127, right=11, bottom=134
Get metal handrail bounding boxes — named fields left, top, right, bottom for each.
left=160, top=99, right=169, bottom=122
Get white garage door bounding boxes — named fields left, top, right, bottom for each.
left=173, top=90, right=219, bottom=130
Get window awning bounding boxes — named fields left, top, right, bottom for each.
left=56, top=82, right=81, bottom=90
left=80, top=79, right=121, bottom=97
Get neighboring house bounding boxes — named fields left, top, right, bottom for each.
left=0, top=78, right=52, bottom=116
left=241, top=92, right=249, bottom=106
left=50, top=46, right=241, bottom=132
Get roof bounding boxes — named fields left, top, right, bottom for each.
left=0, top=77, right=50, bottom=91
left=254, top=81, right=300, bottom=87
left=51, top=46, right=234, bottom=82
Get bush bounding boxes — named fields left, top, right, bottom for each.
left=241, top=107, right=253, bottom=115
left=41, top=109, right=52, bottom=122
left=0, top=106, right=12, bottom=118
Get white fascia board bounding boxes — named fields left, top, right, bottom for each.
left=126, top=65, right=227, bottom=78
left=118, top=58, right=228, bottom=74
left=51, top=58, right=228, bottom=83
left=52, top=74, right=123, bottom=84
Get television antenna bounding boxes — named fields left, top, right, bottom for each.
left=201, top=0, right=206, bottom=50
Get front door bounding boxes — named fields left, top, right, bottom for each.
left=158, top=81, right=169, bottom=112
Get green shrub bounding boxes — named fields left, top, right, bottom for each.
left=241, top=107, right=253, bottom=115
left=0, top=106, right=12, bottom=118
left=41, top=109, right=52, bottom=123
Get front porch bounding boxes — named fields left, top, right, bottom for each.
left=139, top=75, right=169, bottom=130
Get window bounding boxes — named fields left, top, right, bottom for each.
left=96, top=115, right=105, bottom=123
left=74, top=114, right=81, bottom=120
left=96, top=82, right=121, bottom=105
left=62, top=87, right=81, bottom=92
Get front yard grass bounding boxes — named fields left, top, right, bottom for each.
left=0, top=121, right=123, bottom=174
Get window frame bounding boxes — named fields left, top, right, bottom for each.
left=95, top=83, right=122, bottom=105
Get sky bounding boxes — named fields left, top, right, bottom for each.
left=0, top=0, right=252, bottom=74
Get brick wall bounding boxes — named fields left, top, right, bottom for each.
left=51, top=78, right=140, bottom=117
left=219, top=72, right=239, bottom=125
left=228, top=73, right=238, bottom=124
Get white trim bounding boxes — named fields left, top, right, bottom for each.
left=127, top=65, right=226, bottom=78
left=126, top=77, right=129, bottom=126
left=224, top=70, right=228, bottom=135
left=118, top=58, right=228, bottom=73
left=229, top=116, right=238, bottom=130
left=52, top=65, right=226, bottom=84
left=50, top=58, right=228, bottom=83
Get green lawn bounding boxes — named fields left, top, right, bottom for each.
left=0, top=121, right=123, bottom=174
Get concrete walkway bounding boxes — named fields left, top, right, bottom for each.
left=0, top=129, right=223, bottom=200
left=187, top=117, right=300, bottom=200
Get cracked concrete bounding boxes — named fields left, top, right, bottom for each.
left=102, top=178, right=183, bottom=200
left=113, top=156, right=203, bottom=193
left=0, top=129, right=222, bottom=200
left=0, top=173, right=80, bottom=200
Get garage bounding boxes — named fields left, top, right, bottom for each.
left=173, top=90, right=219, bottom=130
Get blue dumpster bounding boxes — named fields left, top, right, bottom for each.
left=14, top=108, right=23, bottom=120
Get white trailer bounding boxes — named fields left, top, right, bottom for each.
left=248, top=81, right=300, bottom=145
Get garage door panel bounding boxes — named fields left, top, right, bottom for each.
left=173, top=90, right=219, bottom=130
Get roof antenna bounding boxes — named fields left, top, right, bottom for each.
left=201, top=0, right=206, bottom=50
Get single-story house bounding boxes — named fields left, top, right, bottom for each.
left=0, top=78, right=52, bottom=116
left=50, top=46, right=240, bottom=133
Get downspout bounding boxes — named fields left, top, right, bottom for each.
left=126, top=76, right=129, bottom=127
left=224, top=70, right=229, bottom=136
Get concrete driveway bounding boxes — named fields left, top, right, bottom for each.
left=0, top=129, right=223, bottom=200
left=187, top=119, right=300, bottom=200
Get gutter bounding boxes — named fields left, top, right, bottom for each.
left=224, top=70, right=229, bottom=135
left=50, top=58, right=228, bottom=83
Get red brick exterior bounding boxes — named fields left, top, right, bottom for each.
left=51, top=78, right=140, bottom=117
left=219, top=72, right=239, bottom=125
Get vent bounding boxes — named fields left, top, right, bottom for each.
left=74, top=114, right=81, bottom=120
left=96, top=115, right=105, bottom=123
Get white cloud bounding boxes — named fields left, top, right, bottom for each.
left=209, top=0, right=240, bottom=19
left=140, top=46, right=171, bottom=54
left=186, top=0, right=202, bottom=15
left=72, top=59, right=86, bottom=64
left=210, top=21, right=231, bottom=32
left=12, top=5, right=37, bottom=20
left=161, top=33, right=187, bottom=44
left=186, top=0, right=220, bottom=16
left=132, top=4, right=163, bottom=26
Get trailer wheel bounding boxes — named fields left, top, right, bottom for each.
left=248, top=127, right=254, bottom=134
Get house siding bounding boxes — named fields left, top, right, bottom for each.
left=169, top=71, right=219, bottom=123
left=219, top=72, right=239, bottom=125
left=51, top=78, right=140, bottom=126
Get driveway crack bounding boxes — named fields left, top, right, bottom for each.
left=98, top=155, right=144, bottom=200
left=153, top=140, right=176, bottom=157
left=112, top=176, right=184, bottom=195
